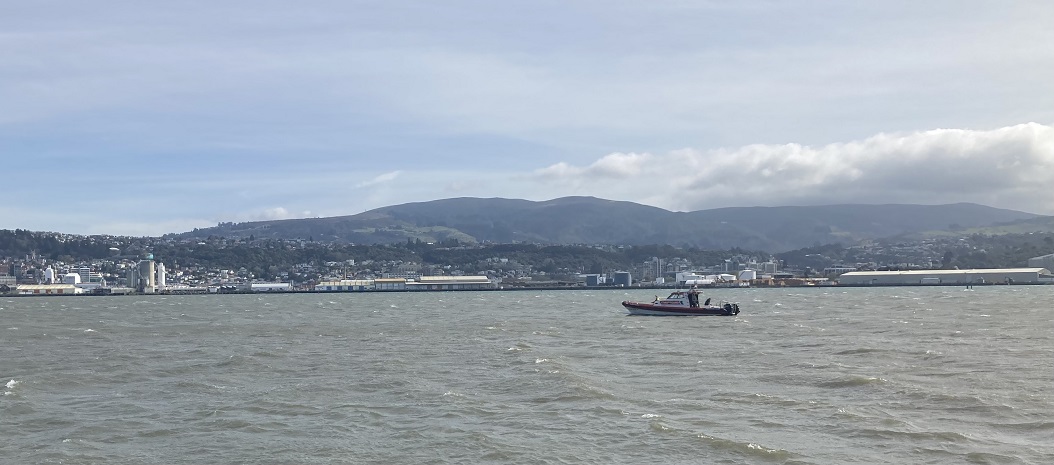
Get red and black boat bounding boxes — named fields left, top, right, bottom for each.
left=622, top=289, right=740, bottom=316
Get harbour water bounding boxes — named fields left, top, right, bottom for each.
left=2, top=287, right=1053, bottom=464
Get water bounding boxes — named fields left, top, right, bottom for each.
left=2, top=287, right=1052, bottom=464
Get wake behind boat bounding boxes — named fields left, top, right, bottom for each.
left=622, top=289, right=740, bottom=316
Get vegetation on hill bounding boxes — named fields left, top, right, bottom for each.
left=171, top=197, right=1043, bottom=252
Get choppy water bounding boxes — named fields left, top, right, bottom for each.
left=2, top=287, right=1053, bottom=464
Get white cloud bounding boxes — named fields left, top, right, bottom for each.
left=249, top=207, right=296, bottom=221
left=355, top=171, right=402, bottom=188
left=531, top=122, right=1054, bottom=215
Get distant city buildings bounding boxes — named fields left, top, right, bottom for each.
left=2, top=229, right=1053, bottom=296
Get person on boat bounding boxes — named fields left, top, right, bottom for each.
left=703, top=297, right=711, bottom=306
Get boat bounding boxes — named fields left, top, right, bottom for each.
left=622, top=289, right=740, bottom=316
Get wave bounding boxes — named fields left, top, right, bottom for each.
left=833, top=347, right=887, bottom=355
left=694, top=432, right=798, bottom=462
left=846, top=427, right=972, bottom=444
left=816, top=375, right=885, bottom=388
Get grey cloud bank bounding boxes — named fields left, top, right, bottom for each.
left=534, top=123, right=1054, bottom=215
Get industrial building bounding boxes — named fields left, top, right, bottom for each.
left=250, top=283, right=293, bottom=292
left=837, top=268, right=1054, bottom=286
left=406, top=276, right=494, bottom=291
left=17, top=284, right=83, bottom=295
left=315, top=279, right=373, bottom=292
left=313, top=276, right=495, bottom=292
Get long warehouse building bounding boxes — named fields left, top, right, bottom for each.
left=837, top=268, right=1054, bottom=286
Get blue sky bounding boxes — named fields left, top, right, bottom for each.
left=3, top=1, right=1053, bottom=236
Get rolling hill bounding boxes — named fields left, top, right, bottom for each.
left=172, top=197, right=1046, bottom=252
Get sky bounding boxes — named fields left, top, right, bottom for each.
left=3, top=1, right=1053, bottom=236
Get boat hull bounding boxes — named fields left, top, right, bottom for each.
left=622, top=301, right=739, bottom=316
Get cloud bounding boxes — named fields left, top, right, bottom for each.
left=531, top=122, right=1054, bottom=214
left=355, top=171, right=402, bottom=188
left=248, top=207, right=299, bottom=221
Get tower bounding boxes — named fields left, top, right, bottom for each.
left=137, top=259, right=156, bottom=293
left=156, top=262, right=166, bottom=289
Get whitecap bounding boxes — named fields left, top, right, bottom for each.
left=6, top=379, right=18, bottom=389
left=84, top=329, right=96, bottom=333
left=641, top=413, right=661, bottom=419
left=535, top=358, right=549, bottom=363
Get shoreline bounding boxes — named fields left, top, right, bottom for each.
left=4, top=281, right=1050, bottom=297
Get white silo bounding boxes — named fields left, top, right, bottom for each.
left=44, top=266, right=55, bottom=283
left=738, top=270, right=757, bottom=281
left=156, top=262, right=166, bottom=289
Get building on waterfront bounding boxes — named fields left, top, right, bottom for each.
left=126, top=259, right=158, bottom=293
left=823, top=266, right=858, bottom=277
left=406, top=276, right=494, bottom=291
left=837, top=268, right=1054, bottom=286
left=250, top=282, right=292, bottom=292
left=17, top=284, right=83, bottom=295
left=313, top=276, right=495, bottom=292
left=156, top=262, right=166, bottom=289
left=374, top=278, right=408, bottom=291
left=584, top=274, right=604, bottom=286
left=315, top=279, right=373, bottom=292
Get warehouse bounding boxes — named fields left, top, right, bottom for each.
left=405, top=276, right=495, bottom=291
left=837, top=268, right=1054, bottom=286
left=16, top=284, right=83, bottom=295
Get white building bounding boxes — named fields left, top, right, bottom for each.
left=17, top=284, right=83, bottom=295
left=406, top=276, right=494, bottom=291
left=156, top=262, right=167, bottom=289
left=250, top=282, right=292, bottom=292
left=315, top=279, right=373, bottom=292
left=838, top=268, right=1054, bottom=285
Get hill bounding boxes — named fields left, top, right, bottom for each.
left=172, top=197, right=1045, bottom=253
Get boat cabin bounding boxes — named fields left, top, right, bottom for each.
left=656, top=289, right=710, bottom=308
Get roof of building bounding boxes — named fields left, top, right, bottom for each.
left=418, top=276, right=490, bottom=283
left=17, top=284, right=79, bottom=290
left=317, top=280, right=372, bottom=286
left=840, top=268, right=1051, bottom=277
